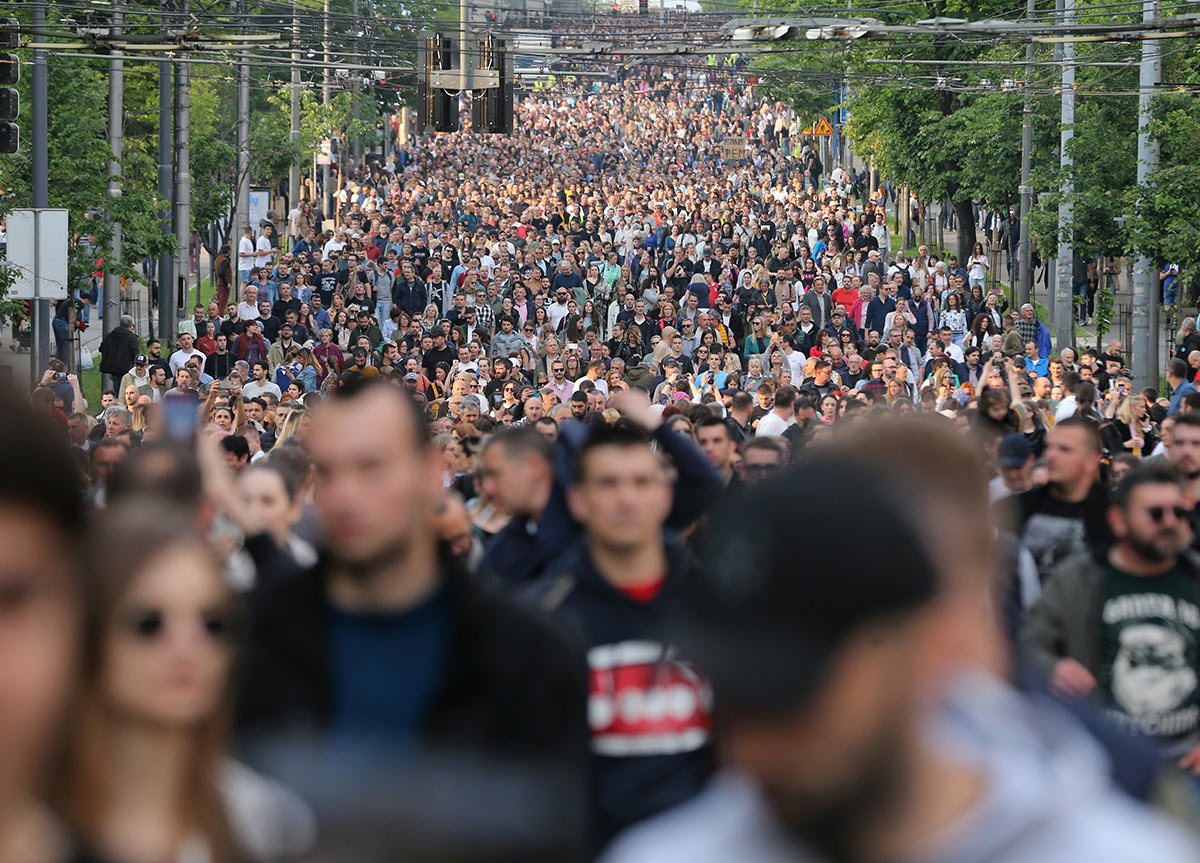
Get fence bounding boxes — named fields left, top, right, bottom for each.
left=1111, top=303, right=1134, bottom=358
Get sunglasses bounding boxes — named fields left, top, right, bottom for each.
left=1147, top=505, right=1189, bottom=523
left=121, top=607, right=234, bottom=642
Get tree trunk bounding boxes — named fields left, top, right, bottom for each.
left=953, top=198, right=976, bottom=264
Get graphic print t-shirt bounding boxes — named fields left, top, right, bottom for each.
left=1100, top=564, right=1200, bottom=749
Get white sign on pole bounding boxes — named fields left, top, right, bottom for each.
left=7, top=208, right=69, bottom=300
left=248, top=188, right=271, bottom=231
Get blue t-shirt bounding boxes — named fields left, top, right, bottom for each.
left=327, top=585, right=449, bottom=742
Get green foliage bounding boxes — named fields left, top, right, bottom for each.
left=0, top=53, right=172, bottom=319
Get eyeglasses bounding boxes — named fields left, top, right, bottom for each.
left=120, top=607, right=234, bottom=642
left=1147, top=505, right=1189, bottom=523
left=742, top=463, right=781, bottom=477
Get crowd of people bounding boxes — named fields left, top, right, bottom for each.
left=10, top=54, right=1200, bottom=863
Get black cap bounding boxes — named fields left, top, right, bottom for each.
left=678, top=456, right=937, bottom=710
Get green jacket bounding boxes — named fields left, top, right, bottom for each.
left=1021, top=549, right=1200, bottom=676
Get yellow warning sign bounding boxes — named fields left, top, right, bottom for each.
left=813, top=116, right=833, bottom=137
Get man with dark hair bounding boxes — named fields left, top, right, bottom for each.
left=739, top=436, right=788, bottom=484
left=756, top=385, right=796, bottom=437
left=219, top=433, right=251, bottom=471
left=531, top=423, right=713, bottom=851
left=1168, top=412, right=1200, bottom=549
left=1168, top=357, right=1197, bottom=417
left=1023, top=463, right=1200, bottom=769
left=725, top=391, right=754, bottom=444
left=1010, top=415, right=1111, bottom=580
left=695, top=415, right=737, bottom=486
left=610, top=438, right=1198, bottom=863
left=237, top=381, right=587, bottom=774
left=99, top=313, right=140, bottom=396
left=481, top=390, right=719, bottom=587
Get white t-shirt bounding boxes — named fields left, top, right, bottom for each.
left=254, top=235, right=276, bottom=270
left=784, top=349, right=806, bottom=382
left=243, top=380, right=283, bottom=400
left=238, top=236, right=256, bottom=269
left=756, top=411, right=794, bottom=438
left=549, top=300, right=571, bottom=328
left=169, top=348, right=206, bottom=377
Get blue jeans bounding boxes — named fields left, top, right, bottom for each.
left=52, top=317, right=69, bottom=361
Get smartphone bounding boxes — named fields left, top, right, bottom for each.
left=162, top=393, right=199, bottom=442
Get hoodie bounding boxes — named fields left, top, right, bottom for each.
left=528, top=537, right=714, bottom=852
left=604, top=673, right=1200, bottom=863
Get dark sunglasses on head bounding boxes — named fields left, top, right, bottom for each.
left=121, top=607, right=234, bottom=642
left=1147, top=505, right=1189, bottom=523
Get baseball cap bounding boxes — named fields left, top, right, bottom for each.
left=677, top=457, right=937, bottom=710
left=997, top=434, right=1033, bottom=468
left=404, top=372, right=420, bottom=382
left=134, top=354, right=148, bottom=366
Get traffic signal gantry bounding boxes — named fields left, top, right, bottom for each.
left=417, top=32, right=513, bottom=135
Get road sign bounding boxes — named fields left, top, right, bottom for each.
left=7, top=208, right=68, bottom=300
left=722, top=138, right=747, bottom=160
left=813, top=116, right=833, bottom=136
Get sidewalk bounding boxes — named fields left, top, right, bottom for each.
left=0, top=249, right=210, bottom=403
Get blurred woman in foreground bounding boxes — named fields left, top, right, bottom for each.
left=56, top=502, right=313, bottom=863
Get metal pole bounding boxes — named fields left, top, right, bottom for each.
left=235, top=0, right=249, bottom=298
left=289, top=0, right=301, bottom=233
left=1016, top=0, right=1035, bottom=309
left=460, top=0, right=471, bottom=90
left=1132, top=0, right=1160, bottom=389
left=322, top=0, right=331, bottom=223
left=30, top=0, right=48, bottom=385
left=173, top=0, right=190, bottom=329
left=104, top=1, right=124, bottom=328
left=1054, top=0, right=1074, bottom=350
left=157, top=0, right=174, bottom=343
left=351, top=0, right=361, bottom=167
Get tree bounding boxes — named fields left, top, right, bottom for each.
left=1127, top=90, right=1200, bottom=301
left=0, top=53, right=172, bottom=317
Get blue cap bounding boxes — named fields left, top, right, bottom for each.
left=998, top=434, right=1033, bottom=468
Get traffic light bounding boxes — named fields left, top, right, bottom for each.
left=416, top=33, right=459, bottom=134
left=0, top=18, right=18, bottom=154
left=471, top=35, right=512, bottom=135
left=639, top=0, right=649, bottom=15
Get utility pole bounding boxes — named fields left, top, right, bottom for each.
left=289, top=0, right=300, bottom=227
left=173, top=0, right=190, bottom=326
left=30, top=0, right=48, bottom=384
left=104, top=0, right=124, bottom=328
left=1054, top=0, right=1074, bottom=350
left=1016, top=0, right=1035, bottom=309
left=461, top=0, right=471, bottom=89
left=322, top=0, right=331, bottom=223
left=351, top=0, right=361, bottom=167
left=157, top=0, right=174, bottom=343
left=1131, top=0, right=1160, bottom=390
left=234, top=0, right=249, bottom=298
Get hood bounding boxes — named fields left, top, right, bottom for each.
left=626, top=366, right=654, bottom=388
left=915, top=673, right=1199, bottom=863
